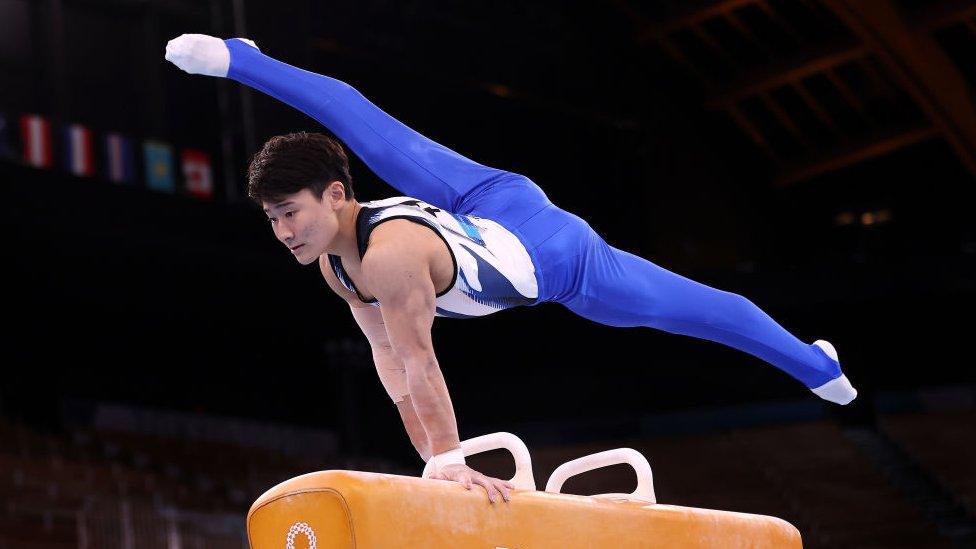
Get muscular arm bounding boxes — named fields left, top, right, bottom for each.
left=348, top=305, right=433, bottom=461
left=319, top=257, right=433, bottom=461
left=321, top=228, right=511, bottom=503
left=361, top=238, right=461, bottom=458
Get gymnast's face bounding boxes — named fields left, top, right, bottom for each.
left=263, top=186, right=342, bottom=266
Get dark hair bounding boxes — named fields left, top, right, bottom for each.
left=246, top=131, right=355, bottom=204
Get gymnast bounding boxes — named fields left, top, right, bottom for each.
left=165, top=34, right=857, bottom=505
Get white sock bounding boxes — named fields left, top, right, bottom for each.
left=810, top=340, right=857, bottom=405
left=811, top=374, right=857, bottom=405
left=165, top=34, right=232, bottom=77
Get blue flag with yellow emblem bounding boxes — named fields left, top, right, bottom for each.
left=143, top=140, right=175, bottom=193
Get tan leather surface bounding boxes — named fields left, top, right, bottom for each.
left=248, top=470, right=802, bottom=548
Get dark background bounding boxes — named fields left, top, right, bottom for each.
left=2, top=1, right=975, bottom=547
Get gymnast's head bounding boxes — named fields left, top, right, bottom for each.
left=248, top=131, right=357, bottom=265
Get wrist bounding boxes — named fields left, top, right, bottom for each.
left=428, top=447, right=465, bottom=471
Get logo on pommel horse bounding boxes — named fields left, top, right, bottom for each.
left=286, top=522, right=316, bottom=549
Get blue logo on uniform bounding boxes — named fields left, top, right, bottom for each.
left=452, top=213, right=486, bottom=246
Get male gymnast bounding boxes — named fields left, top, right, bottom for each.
left=165, top=34, right=858, bottom=505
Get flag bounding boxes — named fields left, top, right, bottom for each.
left=0, top=113, right=16, bottom=160
left=20, top=114, right=53, bottom=168
left=143, top=140, right=174, bottom=193
left=63, top=123, right=96, bottom=177
left=103, top=132, right=136, bottom=184
left=181, top=149, right=213, bottom=200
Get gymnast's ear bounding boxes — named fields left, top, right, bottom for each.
left=322, top=181, right=348, bottom=204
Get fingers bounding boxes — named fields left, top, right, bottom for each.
left=432, top=467, right=513, bottom=504
left=496, top=479, right=512, bottom=502
left=471, top=476, right=499, bottom=504
left=472, top=475, right=514, bottom=504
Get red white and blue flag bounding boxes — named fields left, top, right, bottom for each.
left=20, top=114, right=53, bottom=168
left=63, top=123, right=96, bottom=177
left=103, top=132, right=136, bottom=184
left=181, top=149, right=213, bottom=200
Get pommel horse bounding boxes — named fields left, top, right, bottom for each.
left=247, top=433, right=802, bottom=548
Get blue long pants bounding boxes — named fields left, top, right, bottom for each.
left=224, top=39, right=842, bottom=390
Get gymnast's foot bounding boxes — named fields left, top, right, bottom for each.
left=164, top=34, right=259, bottom=78
left=809, top=340, right=857, bottom=405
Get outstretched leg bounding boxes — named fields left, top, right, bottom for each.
left=224, top=39, right=508, bottom=211
left=559, top=228, right=857, bottom=403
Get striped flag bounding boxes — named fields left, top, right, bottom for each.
left=103, top=132, right=136, bottom=184
left=0, top=113, right=15, bottom=160
left=20, top=114, right=53, bottom=168
left=181, top=149, right=213, bottom=200
left=63, top=123, right=96, bottom=177
left=143, top=140, right=175, bottom=193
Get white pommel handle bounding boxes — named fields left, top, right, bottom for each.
left=545, top=448, right=656, bottom=504
left=421, top=432, right=536, bottom=491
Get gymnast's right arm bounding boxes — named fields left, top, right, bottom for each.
left=164, top=33, right=501, bottom=211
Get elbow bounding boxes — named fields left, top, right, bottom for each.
left=403, top=354, right=441, bottom=394
left=370, top=341, right=396, bottom=356
left=399, top=347, right=438, bottom=371
left=402, top=353, right=439, bottom=377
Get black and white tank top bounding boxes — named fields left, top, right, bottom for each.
left=327, top=196, right=539, bottom=318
